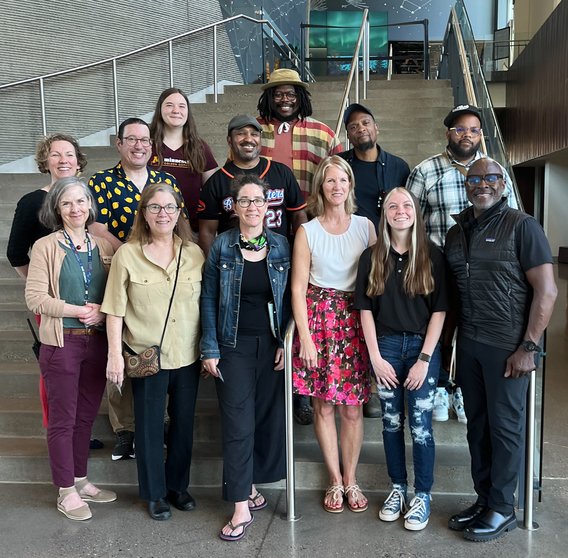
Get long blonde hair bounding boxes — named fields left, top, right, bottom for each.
left=366, top=187, right=434, bottom=297
left=128, top=183, right=192, bottom=244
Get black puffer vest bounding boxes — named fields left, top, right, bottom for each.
left=445, top=200, right=531, bottom=352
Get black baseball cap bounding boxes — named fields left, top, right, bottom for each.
left=227, top=114, right=262, bottom=135
left=443, top=104, right=482, bottom=128
left=343, top=103, right=375, bottom=125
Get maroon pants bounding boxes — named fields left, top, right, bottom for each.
left=39, top=332, right=107, bottom=487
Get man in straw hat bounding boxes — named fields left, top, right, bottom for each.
left=257, top=68, right=342, bottom=198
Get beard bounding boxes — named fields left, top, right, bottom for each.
left=354, top=139, right=375, bottom=152
left=448, top=137, right=479, bottom=160
left=275, top=109, right=300, bottom=122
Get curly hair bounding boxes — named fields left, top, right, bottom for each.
left=35, top=134, right=87, bottom=175
left=257, top=85, right=313, bottom=121
left=149, top=87, right=207, bottom=173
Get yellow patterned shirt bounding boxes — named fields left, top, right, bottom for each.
left=88, top=162, right=179, bottom=241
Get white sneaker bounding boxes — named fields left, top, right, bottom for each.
left=452, top=388, right=467, bottom=424
left=432, top=388, right=449, bottom=421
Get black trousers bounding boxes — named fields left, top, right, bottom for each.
left=456, top=337, right=528, bottom=514
left=131, top=361, right=200, bottom=501
left=216, top=334, right=286, bottom=503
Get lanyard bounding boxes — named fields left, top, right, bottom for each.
left=62, top=229, right=93, bottom=303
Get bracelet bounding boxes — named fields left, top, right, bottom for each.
left=418, top=352, right=431, bottom=363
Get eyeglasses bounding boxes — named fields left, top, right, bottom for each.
left=449, top=126, right=482, bottom=138
left=235, top=198, right=267, bottom=208
left=144, top=203, right=180, bottom=214
left=122, top=136, right=152, bottom=147
left=273, top=91, right=297, bottom=101
left=465, top=174, right=503, bottom=187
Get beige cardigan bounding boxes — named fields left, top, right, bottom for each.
left=25, top=231, right=114, bottom=347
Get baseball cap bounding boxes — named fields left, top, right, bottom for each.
left=227, top=115, right=262, bottom=135
left=343, top=103, right=375, bottom=125
left=443, top=104, right=482, bottom=128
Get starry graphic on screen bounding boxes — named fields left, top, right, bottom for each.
left=400, top=1, right=433, bottom=15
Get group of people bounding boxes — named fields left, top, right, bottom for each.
left=7, top=69, right=557, bottom=545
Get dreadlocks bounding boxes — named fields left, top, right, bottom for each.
left=257, top=85, right=313, bottom=121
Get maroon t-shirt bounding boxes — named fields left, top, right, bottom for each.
left=150, top=142, right=217, bottom=229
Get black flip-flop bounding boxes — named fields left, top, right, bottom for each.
left=219, top=516, right=254, bottom=542
left=248, top=491, right=268, bottom=511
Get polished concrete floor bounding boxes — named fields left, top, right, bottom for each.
left=1, top=265, right=566, bottom=558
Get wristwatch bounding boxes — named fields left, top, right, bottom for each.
left=521, top=340, right=542, bottom=353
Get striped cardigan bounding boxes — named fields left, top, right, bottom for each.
left=257, top=116, right=343, bottom=197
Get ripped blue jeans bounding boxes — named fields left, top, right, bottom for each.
left=377, top=333, right=440, bottom=493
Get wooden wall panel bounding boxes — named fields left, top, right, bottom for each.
left=505, top=0, right=568, bottom=165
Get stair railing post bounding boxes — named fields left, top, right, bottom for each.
left=423, top=19, right=430, bottom=79
left=283, top=318, right=301, bottom=521
left=213, top=25, right=218, bottom=103
left=363, top=14, right=369, bottom=99
left=38, top=78, right=47, bottom=136
left=168, top=40, right=174, bottom=88
left=522, top=368, right=538, bottom=530
left=112, top=59, right=120, bottom=135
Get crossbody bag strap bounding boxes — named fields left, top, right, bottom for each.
left=158, top=242, right=183, bottom=349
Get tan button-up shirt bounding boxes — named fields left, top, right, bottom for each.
left=102, top=236, right=204, bottom=369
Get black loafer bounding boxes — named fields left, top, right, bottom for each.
left=448, top=503, right=487, bottom=531
left=167, top=490, right=196, bottom=511
left=148, top=498, right=172, bottom=521
left=463, top=508, right=517, bottom=542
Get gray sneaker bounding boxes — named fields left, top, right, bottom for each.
left=452, top=388, right=467, bottom=424
left=432, top=388, right=449, bottom=421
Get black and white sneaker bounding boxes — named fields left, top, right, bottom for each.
left=111, top=430, right=135, bottom=461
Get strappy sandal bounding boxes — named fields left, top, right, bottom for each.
left=323, top=484, right=344, bottom=513
left=345, top=484, right=368, bottom=512
left=248, top=490, right=267, bottom=511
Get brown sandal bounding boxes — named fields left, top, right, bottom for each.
left=323, top=484, right=344, bottom=513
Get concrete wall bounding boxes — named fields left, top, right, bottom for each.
left=513, top=0, right=562, bottom=41
left=0, top=0, right=242, bottom=165
left=543, top=149, right=568, bottom=257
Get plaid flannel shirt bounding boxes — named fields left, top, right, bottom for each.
left=406, top=149, right=518, bottom=247
left=258, top=116, right=343, bottom=196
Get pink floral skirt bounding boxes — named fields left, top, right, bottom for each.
left=292, top=284, right=370, bottom=405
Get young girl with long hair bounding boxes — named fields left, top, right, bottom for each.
left=149, top=87, right=217, bottom=230
left=354, top=187, right=448, bottom=531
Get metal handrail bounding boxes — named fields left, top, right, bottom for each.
left=449, top=8, right=487, bottom=154
left=333, top=8, right=370, bottom=140
left=441, top=2, right=522, bottom=210
left=0, top=14, right=311, bottom=136
left=283, top=318, right=300, bottom=521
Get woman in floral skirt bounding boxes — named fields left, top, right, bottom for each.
left=291, top=155, right=376, bottom=513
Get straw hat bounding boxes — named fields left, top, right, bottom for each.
left=261, top=69, right=308, bottom=90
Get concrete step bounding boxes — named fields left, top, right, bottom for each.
left=0, top=424, right=472, bottom=494
left=0, top=258, right=20, bottom=281
left=0, top=302, right=30, bottom=331
left=0, top=278, right=24, bottom=303
left=0, top=330, right=37, bottom=362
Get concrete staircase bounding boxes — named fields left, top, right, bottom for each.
left=0, top=76, right=473, bottom=495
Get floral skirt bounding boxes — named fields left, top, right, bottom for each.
left=292, top=284, right=370, bottom=405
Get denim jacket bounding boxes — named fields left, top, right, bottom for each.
left=200, top=227, right=291, bottom=360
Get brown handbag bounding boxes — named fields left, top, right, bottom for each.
left=123, top=244, right=182, bottom=378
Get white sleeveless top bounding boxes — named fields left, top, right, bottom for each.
left=302, top=214, right=370, bottom=292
